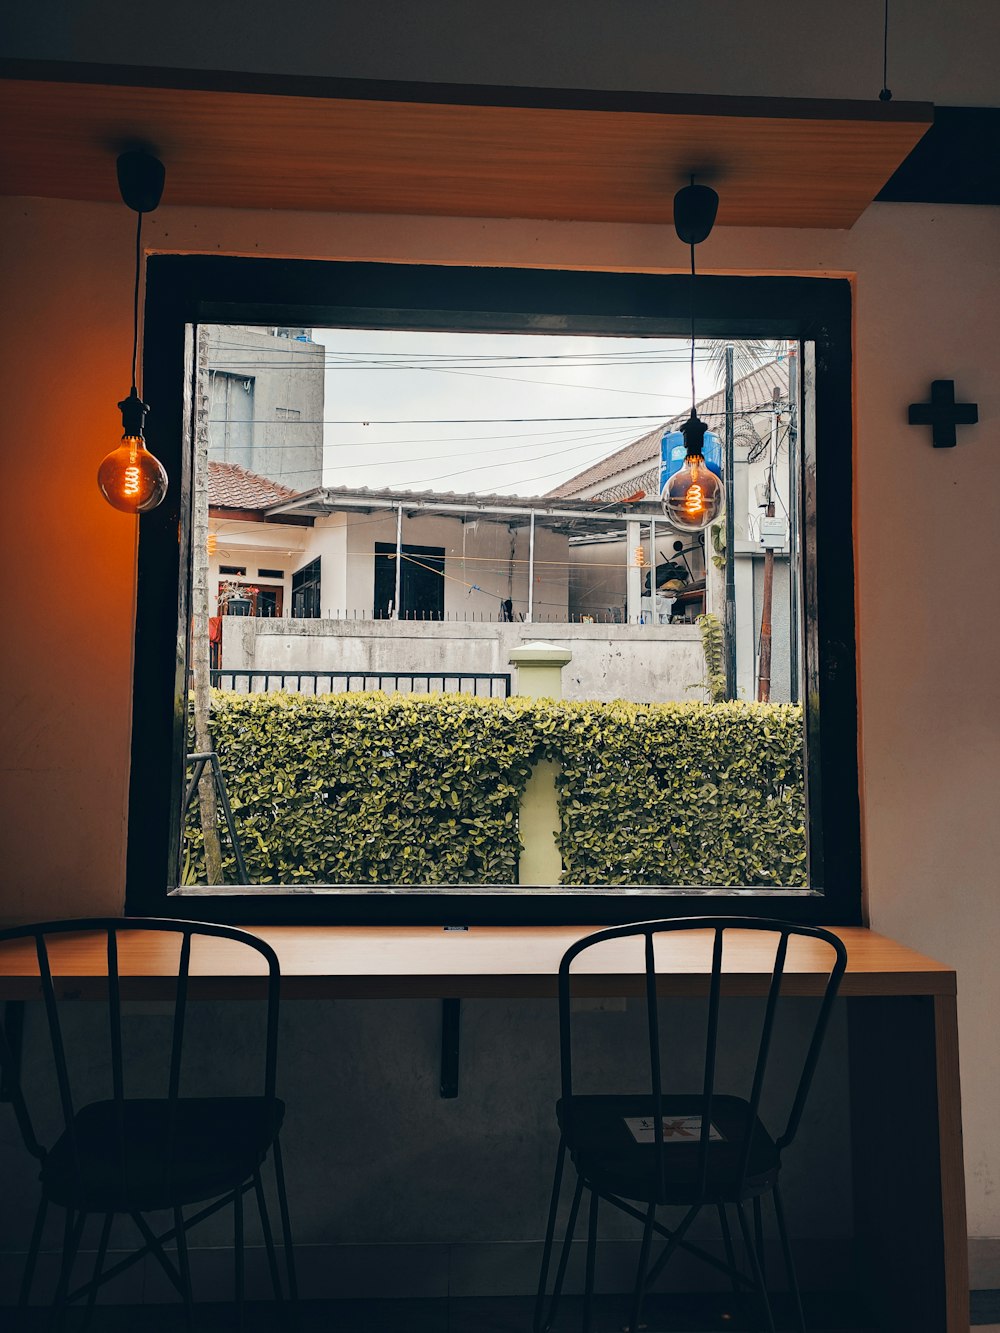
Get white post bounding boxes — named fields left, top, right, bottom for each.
left=394, top=502, right=403, bottom=620
left=626, top=519, right=642, bottom=623
left=526, top=510, right=536, bottom=624
left=649, top=516, right=657, bottom=622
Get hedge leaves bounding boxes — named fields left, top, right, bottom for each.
left=186, top=691, right=806, bottom=888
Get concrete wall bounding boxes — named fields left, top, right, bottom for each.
left=205, top=324, right=325, bottom=491
left=3, top=0, right=1000, bottom=1285
left=218, top=617, right=706, bottom=703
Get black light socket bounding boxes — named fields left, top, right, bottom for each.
left=680, top=409, right=709, bottom=458
left=116, top=150, right=166, bottom=214
left=118, top=388, right=150, bottom=437
left=673, top=181, right=719, bottom=246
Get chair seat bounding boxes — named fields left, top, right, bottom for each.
left=557, top=1093, right=780, bottom=1204
left=40, top=1097, right=285, bottom=1211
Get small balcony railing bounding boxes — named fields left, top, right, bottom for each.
left=210, top=669, right=512, bottom=698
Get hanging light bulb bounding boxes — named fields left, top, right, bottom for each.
left=661, top=410, right=725, bottom=531
left=661, top=176, right=725, bottom=533
left=98, top=389, right=168, bottom=512
left=98, top=149, right=168, bottom=515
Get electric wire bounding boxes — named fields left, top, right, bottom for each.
left=880, top=0, right=892, bottom=101
left=131, top=210, right=142, bottom=394
left=689, top=238, right=697, bottom=414
left=202, top=404, right=784, bottom=428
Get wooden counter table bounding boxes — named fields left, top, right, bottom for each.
left=0, top=924, right=967, bottom=1332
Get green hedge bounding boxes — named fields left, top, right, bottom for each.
left=185, top=691, right=805, bottom=887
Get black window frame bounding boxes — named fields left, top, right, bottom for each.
left=291, top=556, right=322, bottom=619
left=127, top=255, right=860, bottom=926
left=373, top=542, right=446, bottom=621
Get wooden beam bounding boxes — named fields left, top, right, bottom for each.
left=0, top=67, right=933, bottom=230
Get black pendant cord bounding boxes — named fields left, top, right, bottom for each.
left=879, top=0, right=892, bottom=101
left=689, top=240, right=697, bottom=414
left=130, top=209, right=143, bottom=395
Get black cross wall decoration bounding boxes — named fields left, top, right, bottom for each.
left=908, top=380, right=979, bottom=448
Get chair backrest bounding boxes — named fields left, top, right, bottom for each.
left=558, top=916, right=847, bottom=1200
left=0, top=918, right=280, bottom=1182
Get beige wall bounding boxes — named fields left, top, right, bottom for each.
left=2, top=193, right=1000, bottom=1233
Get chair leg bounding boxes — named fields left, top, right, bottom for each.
left=19, top=1194, right=47, bottom=1307
left=534, top=1137, right=566, bottom=1333
left=50, top=1208, right=84, bottom=1333
left=717, top=1202, right=741, bottom=1295
left=753, top=1195, right=767, bottom=1283
left=272, top=1137, right=299, bottom=1309
left=254, top=1168, right=284, bottom=1304
left=582, top=1188, right=599, bottom=1333
left=80, top=1213, right=113, bottom=1332
left=175, top=1205, right=195, bottom=1332
left=234, top=1186, right=245, bottom=1333
left=638, top=1203, right=700, bottom=1293
left=627, top=1202, right=656, bottom=1333
left=542, top=1170, right=584, bottom=1333
left=773, top=1185, right=806, bottom=1333
left=736, top=1201, right=776, bottom=1333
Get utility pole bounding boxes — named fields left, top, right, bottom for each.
left=786, top=343, right=800, bottom=703
left=191, top=326, right=224, bottom=883
left=756, top=388, right=781, bottom=703
left=723, top=344, right=737, bottom=698
left=757, top=496, right=775, bottom=702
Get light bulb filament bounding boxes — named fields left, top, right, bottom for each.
left=684, top=484, right=705, bottom=516
left=124, top=465, right=141, bottom=496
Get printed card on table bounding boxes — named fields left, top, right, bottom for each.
left=624, top=1115, right=725, bottom=1144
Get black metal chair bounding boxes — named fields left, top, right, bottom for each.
left=0, top=917, right=296, bottom=1330
left=534, top=917, right=847, bottom=1333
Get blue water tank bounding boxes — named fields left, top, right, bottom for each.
left=660, top=430, right=724, bottom=494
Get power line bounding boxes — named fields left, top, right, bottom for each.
left=204, top=404, right=781, bottom=427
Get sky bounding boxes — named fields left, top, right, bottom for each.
left=311, top=327, right=726, bottom=496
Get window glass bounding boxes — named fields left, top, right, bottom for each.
left=182, top=323, right=811, bottom=896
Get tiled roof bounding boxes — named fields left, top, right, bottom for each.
left=546, top=359, right=790, bottom=499
left=208, top=460, right=299, bottom=510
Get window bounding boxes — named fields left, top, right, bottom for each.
left=291, top=558, right=322, bottom=618
left=374, top=543, right=445, bottom=621
left=218, top=582, right=283, bottom=617
left=129, top=257, right=859, bottom=925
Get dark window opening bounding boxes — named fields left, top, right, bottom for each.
left=219, top=583, right=283, bottom=616
left=374, top=543, right=445, bottom=620
left=258, top=568, right=285, bottom=579
left=219, top=565, right=247, bottom=576
left=292, top=557, right=322, bottom=618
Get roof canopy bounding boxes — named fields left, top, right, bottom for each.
left=266, top=484, right=665, bottom=535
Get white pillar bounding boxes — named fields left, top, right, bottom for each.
left=526, top=510, right=536, bottom=624
left=649, top=517, right=657, bottom=622
left=626, top=519, right=642, bottom=623
left=393, top=503, right=403, bottom=620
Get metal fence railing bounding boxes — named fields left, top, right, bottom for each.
left=210, top=669, right=512, bottom=698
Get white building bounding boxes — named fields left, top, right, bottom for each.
left=206, top=469, right=706, bottom=702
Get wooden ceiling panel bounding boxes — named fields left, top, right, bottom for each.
left=0, top=71, right=933, bottom=229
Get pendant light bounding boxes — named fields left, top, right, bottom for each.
left=661, top=178, right=725, bottom=533
left=97, top=150, right=169, bottom=514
